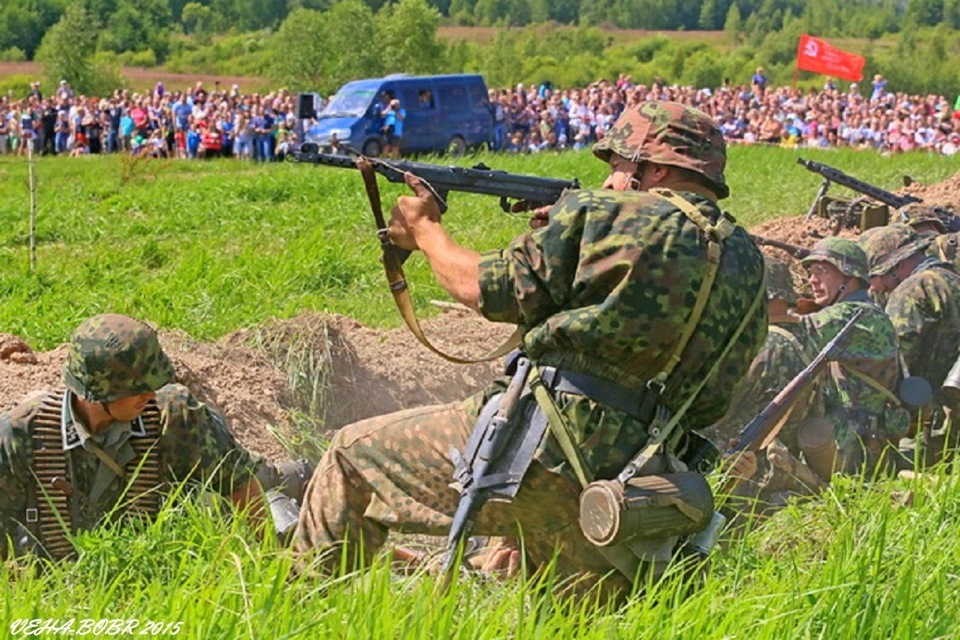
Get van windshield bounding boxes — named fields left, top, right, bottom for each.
left=320, top=89, right=377, bottom=118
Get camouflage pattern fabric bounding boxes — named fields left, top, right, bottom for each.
left=0, top=383, right=260, bottom=559
left=766, top=257, right=798, bottom=305
left=295, top=186, right=767, bottom=590
left=797, top=292, right=905, bottom=448
left=478, top=188, right=767, bottom=435
left=592, top=102, right=730, bottom=199
left=800, top=236, right=870, bottom=283
left=294, top=392, right=637, bottom=597
left=708, top=324, right=810, bottom=447
left=898, top=203, right=947, bottom=234
left=884, top=259, right=960, bottom=399
left=859, top=224, right=934, bottom=277
left=62, top=314, right=174, bottom=403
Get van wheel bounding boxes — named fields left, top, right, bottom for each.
left=362, top=139, right=382, bottom=157
left=447, top=136, right=467, bottom=157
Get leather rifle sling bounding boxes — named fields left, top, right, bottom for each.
left=356, top=157, right=521, bottom=364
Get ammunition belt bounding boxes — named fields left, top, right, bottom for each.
left=28, top=391, right=164, bottom=560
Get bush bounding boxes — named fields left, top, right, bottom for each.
left=0, top=46, right=26, bottom=61
left=0, top=73, right=32, bottom=99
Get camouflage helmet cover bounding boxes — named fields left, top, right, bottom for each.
left=592, top=101, right=730, bottom=199
left=896, top=203, right=946, bottom=234
left=765, top=256, right=798, bottom=305
left=62, top=314, right=174, bottom=403
left=858, top=223, right=934, bottom=276
left=800, top=236, right=870, bottom=283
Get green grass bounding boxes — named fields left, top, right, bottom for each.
left=1, top=147, right=957, bottom=349
left=3, top=471, right=959, bottom=638
left=2, top=147, right=960, bottom=638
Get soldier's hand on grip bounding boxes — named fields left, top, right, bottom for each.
left=388, top=172, right=443, bottom=251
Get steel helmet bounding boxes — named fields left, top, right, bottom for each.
left=62, top=314, right=174, bottom=403
left=592, top=101, right=729, bottom=199
left=858, top=224, right=934, bottom=276
left=800, top=237, right=870, bottom=283
left=896, top=203, right=946, bottom=234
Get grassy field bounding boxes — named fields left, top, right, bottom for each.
left=2, top=147, right=960, bottom=638
left=1, top=146, right=957, bottom=349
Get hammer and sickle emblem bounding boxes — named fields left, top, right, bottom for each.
left=804, top=41, right=819, bottom=57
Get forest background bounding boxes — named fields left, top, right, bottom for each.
left=1, top=0, right=959, bottom=101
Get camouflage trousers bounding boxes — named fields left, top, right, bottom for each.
left=293, top=398, right=632, bottom=594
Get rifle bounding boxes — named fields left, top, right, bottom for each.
left=439, top=355, right=545, bottom=589
left=289, top=142, right=579, bottom=215
left=752, top=234, right=810, bottom=259
left=727, top=307, right=866, bottom=455
left=797, top=157, right=960, bottom=232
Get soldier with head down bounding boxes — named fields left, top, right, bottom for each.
left=860, top=223, right=960, bottom=464
left=293, top=101, right=767, bottom=597
left=0, top=314, right=310, bottom=561
left=897, top=203, right=960, bottom=271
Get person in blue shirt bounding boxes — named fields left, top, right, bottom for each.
left=380, top=98, right=405, bottom=159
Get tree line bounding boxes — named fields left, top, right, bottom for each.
left=2, top=0, right=960, bottom=100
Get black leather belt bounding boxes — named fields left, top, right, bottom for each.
left=538, top=366, right=655, bottom=424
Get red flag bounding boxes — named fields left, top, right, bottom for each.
left=796, top=34, right=865, bottom=82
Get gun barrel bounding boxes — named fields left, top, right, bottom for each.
left=291, top=143, right=579, bottom=212
left=797, top=157, right=922, bottom=209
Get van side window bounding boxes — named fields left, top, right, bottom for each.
left=438, top=85, right=468, bottom=112
left=468, top=84, right=488, bottom=111
left=417, top=89, right=435, bottom=110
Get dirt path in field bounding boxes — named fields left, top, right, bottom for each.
left=1, top=171, right=958, bottom=461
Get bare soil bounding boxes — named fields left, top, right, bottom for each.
left=0, top=309, right=511, bottom=462
left=2, top=172, right=957, bottom=461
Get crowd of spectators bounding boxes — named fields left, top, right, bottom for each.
left=489, top=73, right=960, bottom=156
left=2, top=73, right=959, bottom=160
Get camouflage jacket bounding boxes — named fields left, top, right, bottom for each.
left=0, top=383, right=259, bottom=558
left=476, top=187, right=767, bottom=478
left=708, top=323, right=809, bottom=447
left=884, top=258, right=960, bottom=393
left=798, top=291, right=905, bottom=443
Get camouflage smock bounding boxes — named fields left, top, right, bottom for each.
left=478, top=187, right=767, bottom=451
left=708, top=323, right=809, bottom=447
left=798, top=291, right=904, bottom=444
left=884, top=258, right=960, bottom=394
left=0, top=383, right=259, bottom=558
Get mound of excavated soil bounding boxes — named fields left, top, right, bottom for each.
left=0, top=309, right=512, bottom=462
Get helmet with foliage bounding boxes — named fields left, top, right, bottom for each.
left=896, top=203, right=946, bottom=234
left=858, top=223, right=934, bottom=277
left=592, top=101, right=729, bottom=199
left=62, top=314, right=174, bottom=403
left=800, top=237, right=870, bottom=283
left=765, top=256, right=798, bottom=305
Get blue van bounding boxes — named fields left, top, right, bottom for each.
left=304, top=74, right=493, bottom=157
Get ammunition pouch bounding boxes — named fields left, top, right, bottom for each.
left=578, top=472, right=714, bottom=548
left=678, top=431, right=720, bottom=474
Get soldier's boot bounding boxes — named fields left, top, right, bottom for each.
left=256, top=458, right=316, bottom=543
left=797, top=418, right=839, bottom=483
